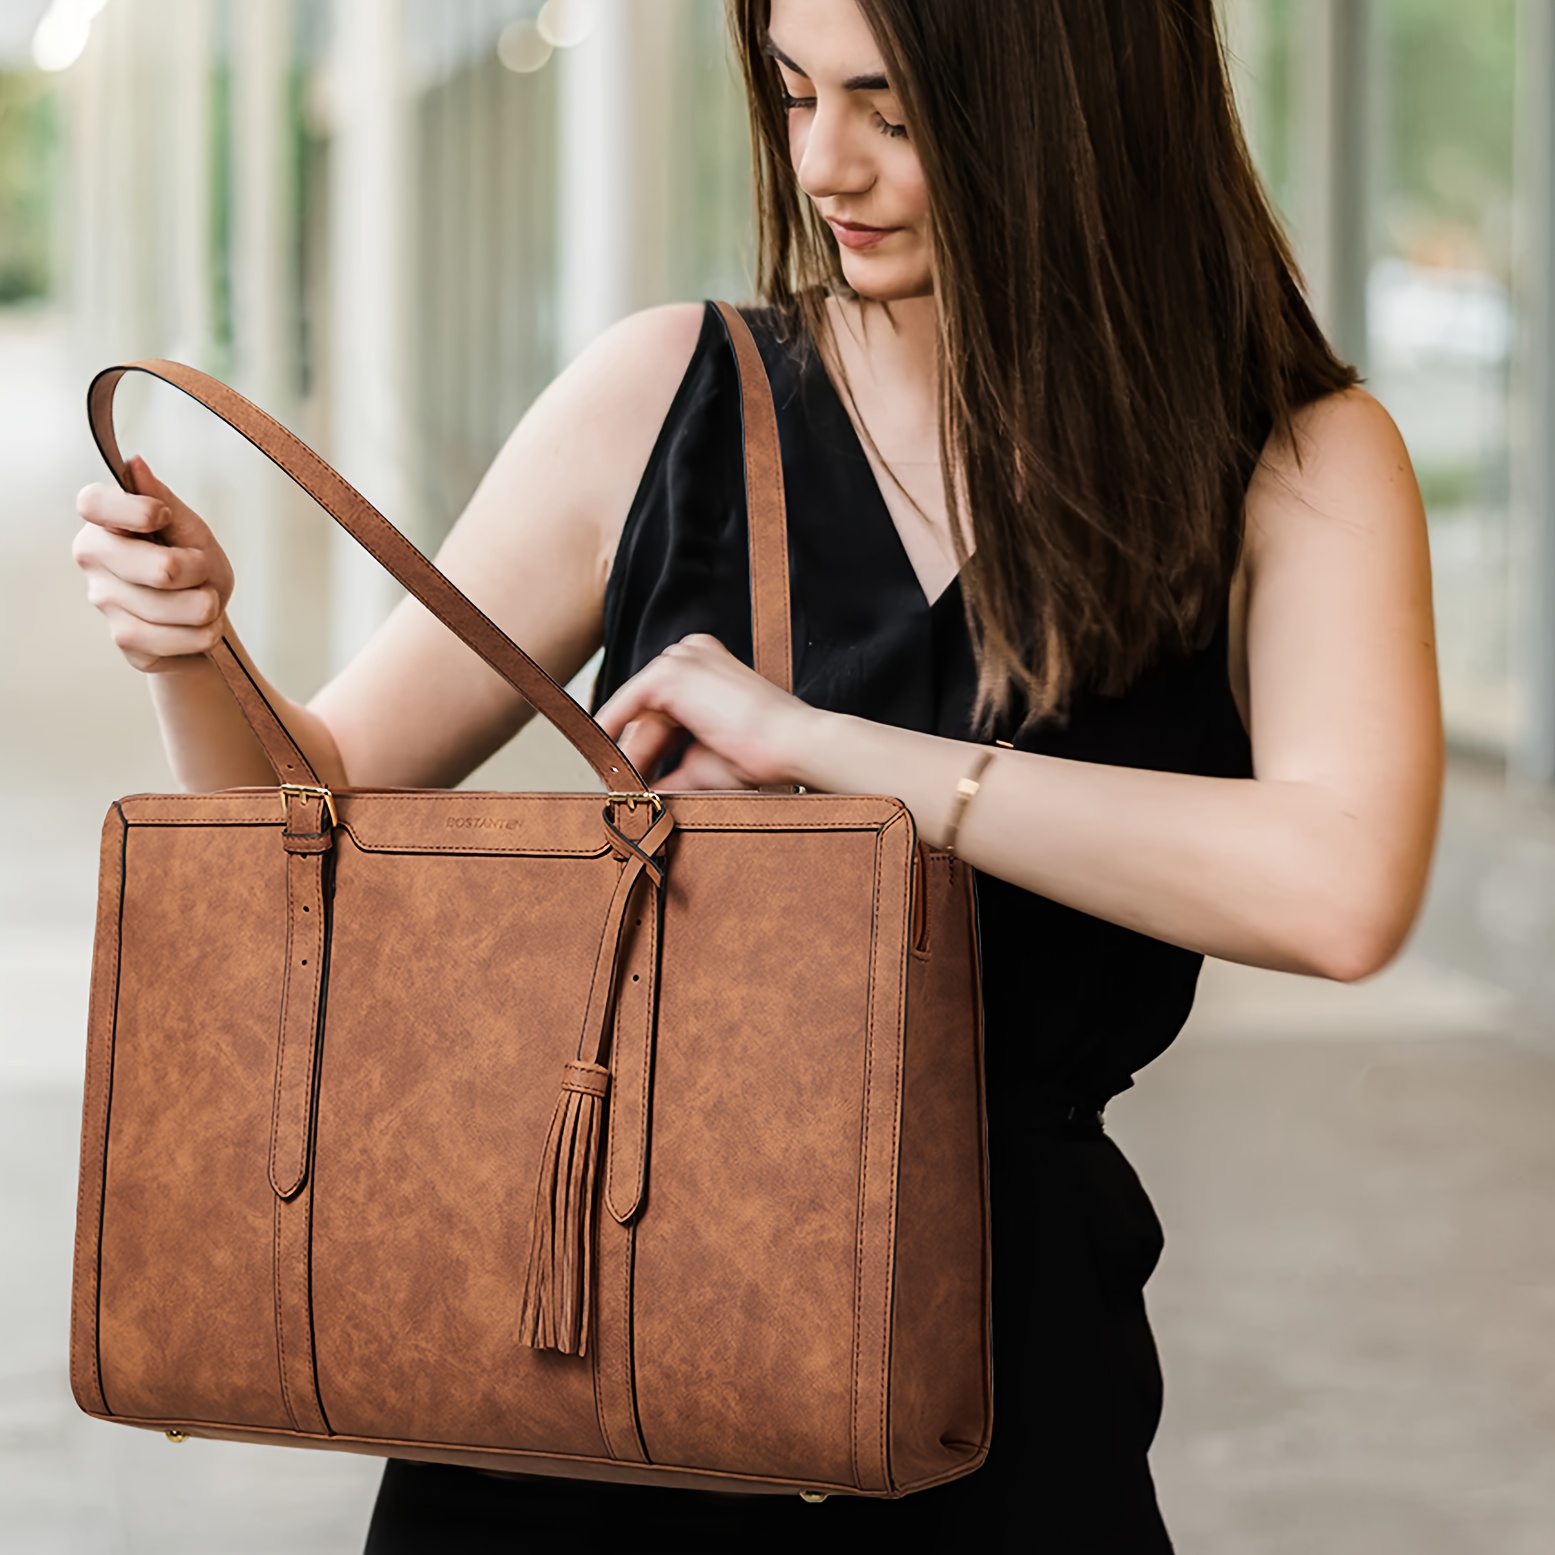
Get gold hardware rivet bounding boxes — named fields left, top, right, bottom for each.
left=799, top=1491, right=829, bottom=1503
left=165, top=1430, right=188, bottom=1443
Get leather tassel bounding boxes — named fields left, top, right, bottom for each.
left=518, top=1060, right=610, bottom=1356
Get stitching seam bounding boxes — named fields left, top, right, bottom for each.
left=851, top=825, right=885, bottom=1488
left=274, top=1198, right=298, bottom=1431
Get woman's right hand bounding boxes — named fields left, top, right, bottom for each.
left=73, top=453, right=235, bottom=673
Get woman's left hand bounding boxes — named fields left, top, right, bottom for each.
left=594, top=633, right=822, bottom=790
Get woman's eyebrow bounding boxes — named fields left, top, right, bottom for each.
left=762, top=35, right=889, bottom=92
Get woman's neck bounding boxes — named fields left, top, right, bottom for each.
left=824, top=291, right=940, bottom=462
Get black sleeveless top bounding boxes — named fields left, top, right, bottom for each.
left=365, top=301, right=1263, bottom=1546
left=593, top=301, right=1256, bottom=1109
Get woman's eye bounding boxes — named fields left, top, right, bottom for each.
left=775, top=82, right=904, bottom=139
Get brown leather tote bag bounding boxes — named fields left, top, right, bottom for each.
left=70, top=303, right=991, bottom=1500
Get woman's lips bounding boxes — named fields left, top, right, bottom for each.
left=827, top=218, right=898, bottom=251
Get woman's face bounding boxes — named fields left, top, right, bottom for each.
left=765, top=0, right=933, bottom=301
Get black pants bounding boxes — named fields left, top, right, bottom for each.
left=365, top=1123, right=1173, bottom=1553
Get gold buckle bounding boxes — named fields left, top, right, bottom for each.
left=279, top=783, right=339, bottom=829
left=603, top=790, right=663, bottom=815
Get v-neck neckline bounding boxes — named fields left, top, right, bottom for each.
left=803, top=328, right=964, bottom=612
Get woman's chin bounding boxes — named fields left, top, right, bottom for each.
left=837, top=247, right=934, bottom=303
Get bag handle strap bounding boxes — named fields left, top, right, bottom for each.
left=86, top=361, right=650, bottom=793
left=712, top=302, right=792, bottom=693
left=86, top=300, right=794, bottom=792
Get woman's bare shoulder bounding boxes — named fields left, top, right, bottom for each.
left=511, top=301, right=706, bottom=533
left=1246, top=386, right=1418, bottom=550
left=581, top=300, right=710, bottom=391
left=530, top=301, right=709, bottom=446
left=457, top=301, right=709, bottom=570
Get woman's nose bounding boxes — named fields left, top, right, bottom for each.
left=794, top=103, right=875, bottom=204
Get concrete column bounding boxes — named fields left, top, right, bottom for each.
left=326, top=0, right=415, bottom=672
left=64, top=4, right=110, bottom=367
left=1293, top=0, right=1374, bottom=370
left=554, top=0, right=687, bottom=362
left=166, top=0, right=215, bottom=371
left=1510, top=0, right=1555, bottom=784
left=229, top=0, right=299, bottom=677
left=232, top=3, right=293, bottom=412
left=555, top=1, right=635, bottom=367
left=71, top=0, right=142, bottom=364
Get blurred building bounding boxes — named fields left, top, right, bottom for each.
left=3, top=0, right=750, bottom=692
left=3, top=0, right=1548, bottom=757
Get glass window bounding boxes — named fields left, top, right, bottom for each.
left=1225, top=0, right=1519, bottom=756
left=0, top=66, right=61, bottom=304
left=1371, top=0, right=1517, bottom=754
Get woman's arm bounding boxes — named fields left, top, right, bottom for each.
left=596, top=388, right=1444, bottom=982
left=75, top=303, right=706, bottom=792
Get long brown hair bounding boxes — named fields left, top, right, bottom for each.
left=727, top=0, right=1358, bottom=730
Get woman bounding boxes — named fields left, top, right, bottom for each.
left=72, top=0, right=1441, bottom=1548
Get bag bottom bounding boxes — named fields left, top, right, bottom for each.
left=82, top=1409, right=988, bottom=1500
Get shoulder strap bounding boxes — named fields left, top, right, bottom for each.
left=86, top=362, right=648, bottom=793
left=712, top=303, right=793, bottom=694
left=87, top=312, right=797, bottom=792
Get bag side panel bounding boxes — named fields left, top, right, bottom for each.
left=889, top=853, right=992, bottom=1487
left=70, top=805, right=128, bottom=1417
left=630, top=825, right=889, bottom=1486
left=309, top=840, right=611, bottom=1457
left=95, top=821, right=291, bottom=1429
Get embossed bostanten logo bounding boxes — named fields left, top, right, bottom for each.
left=444, top=815, right=526, bottom=830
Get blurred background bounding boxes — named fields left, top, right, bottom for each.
left=1, top=1, right=1553, bottom=1550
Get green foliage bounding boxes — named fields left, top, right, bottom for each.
left=1414, top=461, right=1480, bottom=514
left=1238, top=0, right=1517, bottom=273
left=1255, top=0, right=1297, bottom=224
left=0, top=71, right=58, bottom=305
left=677, top=0, right=754, bottom=302
left=210, top=52, right=235, bottom=375
left=1382, top=0, right=1517, bottom=273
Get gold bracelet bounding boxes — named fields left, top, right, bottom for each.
left=944, top=748, right=996, bottom=856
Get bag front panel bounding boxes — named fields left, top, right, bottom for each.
left=95, top=817, right=292, bottom=1430
left=629, top=823, right=897, bottom=1486
left=308, top=837, right=616, bottom=1456
left=75, top=791, right=988, bottom=1497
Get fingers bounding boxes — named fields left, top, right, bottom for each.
left=97, top=601, right=226, bottom=669
left=123, top=453, right=211, bottom=547
left=614, top=709, right=687, bottom=782
left=76, top=475, right=172, bottom=539
left=124, top=452, right=172, bottom=504
left=76, top=454, right=211, bottom=549
left=595, top=634, right=735, bottom=739
left=594, top=631, right=805, bottom=790
left=72, top=522, right=214, bottom=590
left=595, top=670, right=657, bottom=740
left=653, top=743, right=752, bottom=793
left=74, top=455, right=234, bottom=671
left=82, top=568, right=225, bottom=631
